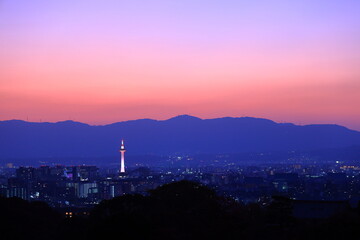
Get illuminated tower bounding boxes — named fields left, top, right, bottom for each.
left=120, top=139, right=126, bottom=173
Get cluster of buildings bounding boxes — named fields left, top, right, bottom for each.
left=1, top=163, right=360, bottom=209
left=1, top=140, right=360, bottom=212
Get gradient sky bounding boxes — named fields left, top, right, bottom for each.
left=1, top=0, right=360, bottom=129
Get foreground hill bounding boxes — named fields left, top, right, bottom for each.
left=1, top=115, right=360, bottom=159
left=1, top=181, right=360, bottom=240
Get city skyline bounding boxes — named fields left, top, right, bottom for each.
left=1, top=2, right=360, bottom=238
left=1, top=1, right=360, bottom=130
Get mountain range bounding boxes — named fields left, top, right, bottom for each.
left=1, top=115, right=360, bottom=163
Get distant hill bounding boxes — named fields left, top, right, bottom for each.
left=1, top=115, right=360, bottom=161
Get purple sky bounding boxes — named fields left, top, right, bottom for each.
left=1, top=0, right=360, bottom=129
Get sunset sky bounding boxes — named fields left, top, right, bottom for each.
left=1, top=0, right=359, bottom=130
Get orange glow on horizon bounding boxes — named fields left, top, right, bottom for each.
left=1, top=1, right=359, bottom=130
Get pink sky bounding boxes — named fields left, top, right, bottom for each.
left=1, top=1, right=360, bottom=130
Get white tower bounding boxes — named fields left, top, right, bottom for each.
left=120, top=139, right=126, bottom=173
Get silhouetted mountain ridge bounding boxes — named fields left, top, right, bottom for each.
left=1, top=115, right=360, bottom=159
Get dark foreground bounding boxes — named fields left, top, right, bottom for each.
left=1, top=181, right=359, bottom=240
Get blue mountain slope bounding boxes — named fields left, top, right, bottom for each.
left=1, top=116, right=360, bottom=158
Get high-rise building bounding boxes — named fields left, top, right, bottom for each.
left=75, top=182, right=98, bottom=198
left=120, top=140, right=126, bottom=173
left=72, top=166, right=99, bottom=182
left=16, top=167, right=35, bottom=181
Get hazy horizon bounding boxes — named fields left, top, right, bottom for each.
left=2, top=114, right=360, bottom=131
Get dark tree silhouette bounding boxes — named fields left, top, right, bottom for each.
left=88, top=181, right=237, bottom=239
left=0, top=196, right=61, bottom=240
left=1, top=181, right=360, bottom=240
